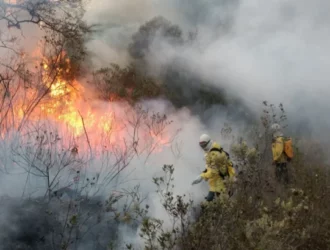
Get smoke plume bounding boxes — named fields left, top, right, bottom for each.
left=1, top=0, right=330, bottom=249
left=84, top=0, right=330, bottom=141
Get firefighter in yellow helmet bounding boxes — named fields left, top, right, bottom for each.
left=271, top=123, right=290, bottom=184
left=191, top=134, right=235, bottom=202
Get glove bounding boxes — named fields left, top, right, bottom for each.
left=191, top=175, right=203, bottom=185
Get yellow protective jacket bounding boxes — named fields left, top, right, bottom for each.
left=201, top=142, right=229, bottom=193
left=205, top=142, right=230, bottom=175
left=272, top=136, right=288, bottom=163
left=200, top=166, right=226, bottom=193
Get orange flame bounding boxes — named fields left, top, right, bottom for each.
left=0, top=49, right=171, bottom=157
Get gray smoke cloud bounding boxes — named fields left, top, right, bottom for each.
left=84, top=0, right=330, bottom=142
left=83, top=1, right=330, bottom=241
left=0, top=99, right=235, bottom=249
left=1, top=0, right=330, bottom=248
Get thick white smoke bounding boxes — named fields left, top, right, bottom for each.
left=81, top=1, right=330, bottom=245
left=84, top=0, right=330, bottom=141
left=0, top=98, right=235, bottom=248
left=1, top=0, right=330, bottom=248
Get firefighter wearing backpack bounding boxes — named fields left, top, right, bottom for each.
left=191, top=134, right=236, bottom=202
left=271, top=123, right=294, bottom=185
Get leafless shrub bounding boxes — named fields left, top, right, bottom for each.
left=0, top=0, right=93, bottom=135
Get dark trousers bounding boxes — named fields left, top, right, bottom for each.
left=205, top=191, right=220, bottom=202
left=275, top=163, right=289, bottom=184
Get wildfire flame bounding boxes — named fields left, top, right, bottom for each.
left=30, top=52, right=169, bottom=154
left=0, top=45, right=171, bottom=158
left=38, top=53, right=116, bottom=139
